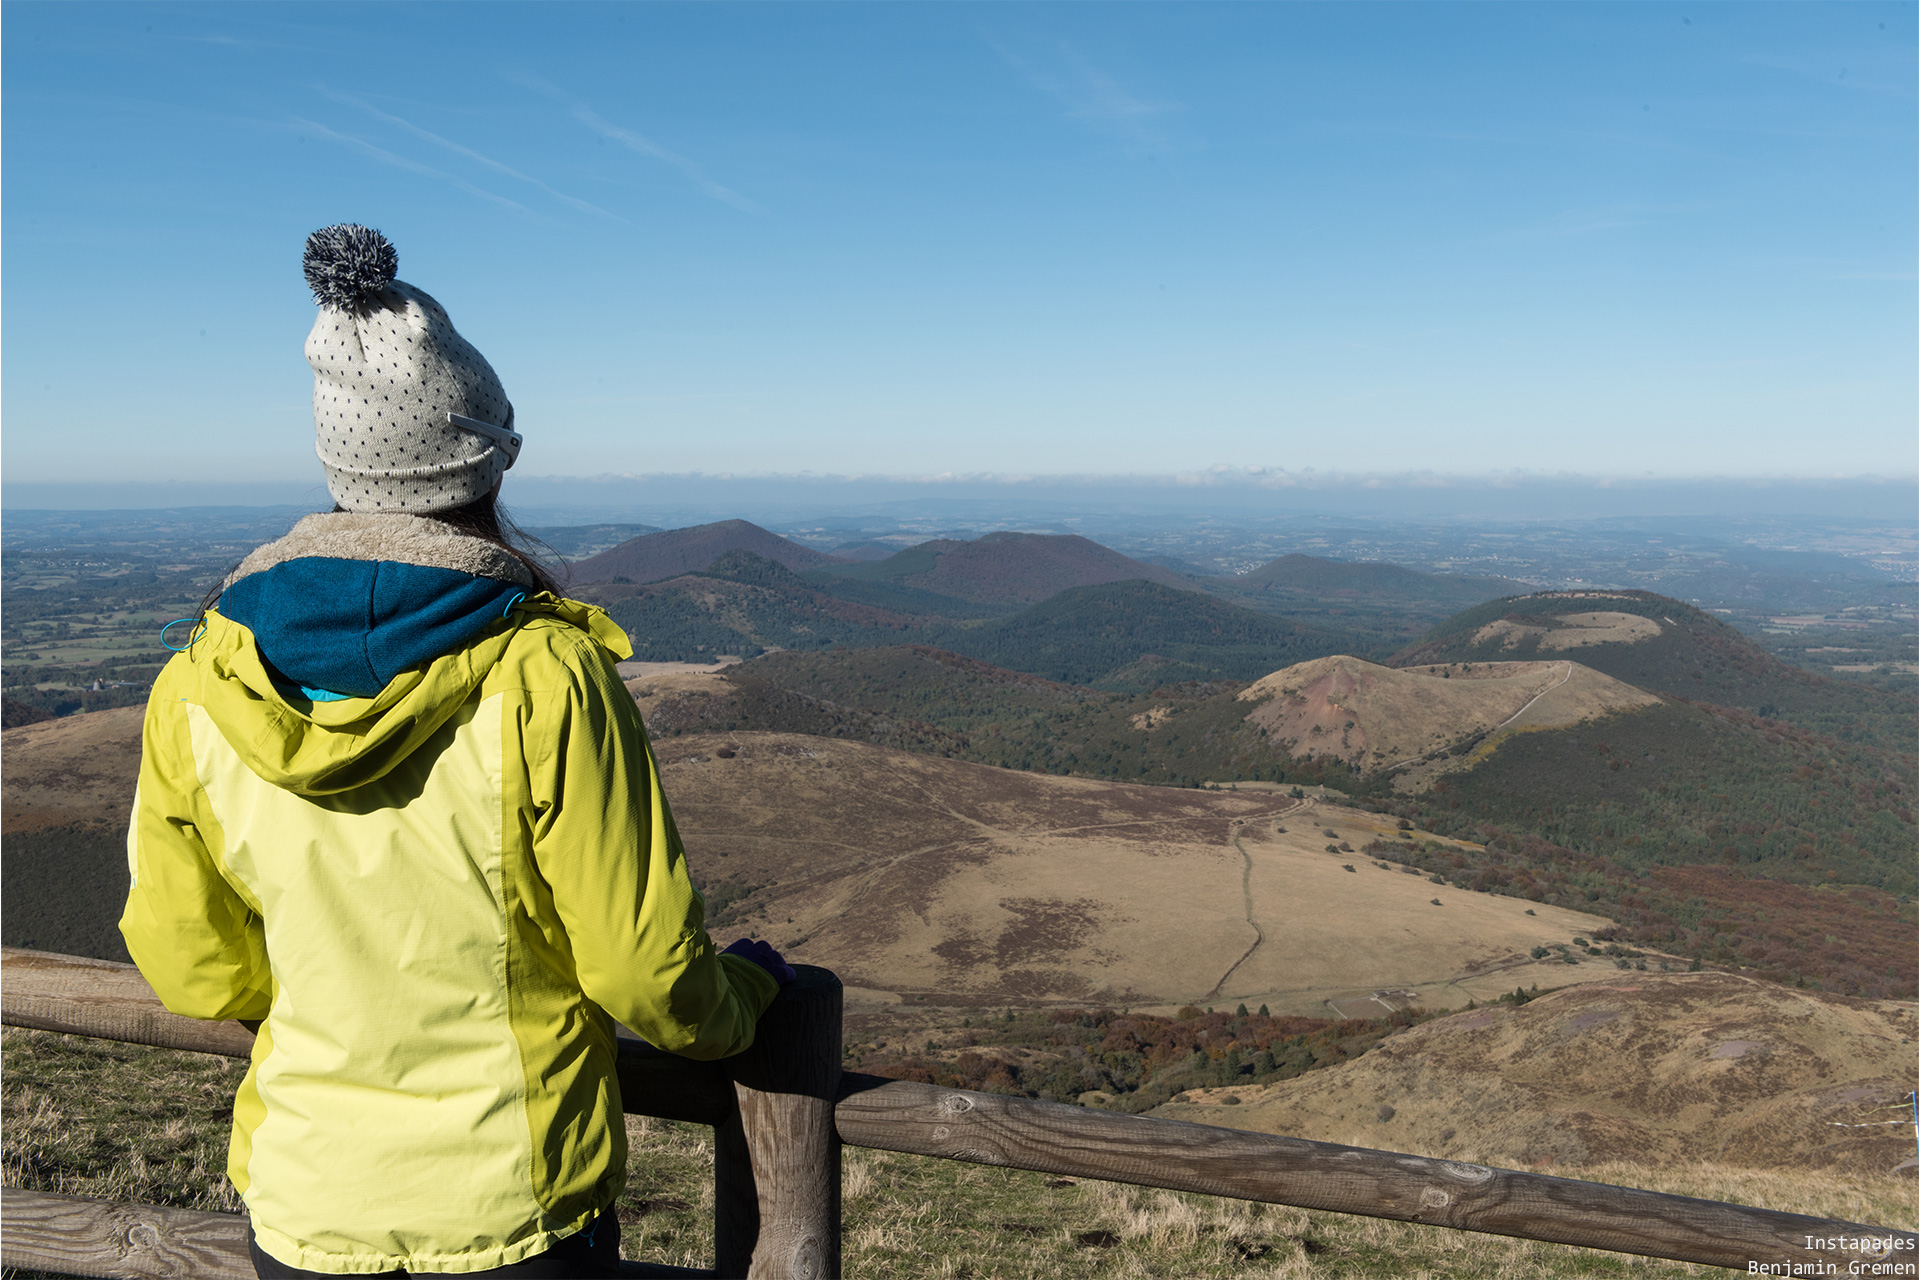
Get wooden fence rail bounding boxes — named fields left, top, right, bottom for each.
left=3, top=946, right=1913, bottom=1278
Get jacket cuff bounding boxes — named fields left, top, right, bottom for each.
left=717, top=951, right=782, bottom=1015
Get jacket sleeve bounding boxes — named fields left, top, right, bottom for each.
left=119, top=671, right=275, bottom=1021
left=527, top=638, right=779, bottom=1059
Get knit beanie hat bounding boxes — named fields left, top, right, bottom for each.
left=302, top=224, right=523, bottom=513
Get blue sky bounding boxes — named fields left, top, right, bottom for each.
left=4, top=2, right=1914, bottom=490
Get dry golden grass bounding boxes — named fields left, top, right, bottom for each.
left=1, top=1028, right=246, bottom=1216
left=617, top=1112, right=720, bottom=1273
left=1473, top=611, right=1666, bottom=652
left=624, top=665, right=740, bottom=704
left=655, top=732, right=1615, bottom=1017
left=1163, top=972, right=1920, bottom=1178
left=618, top=658, right=745, bottom=678
left=830, top=1145, right=1916, bottom=1279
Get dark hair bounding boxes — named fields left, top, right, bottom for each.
left=197, top=493, right=568, bottom=626
left=430, top=492, right=568, bottom=599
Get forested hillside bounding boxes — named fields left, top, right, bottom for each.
left=944, top=580, right=1357, bottom=690
left=592, top=556, right=1361, bottom=685
left=571, top=518, right=840, bottom=584
left=1232, top=553, right=1520, bottom=603
left=1351, top=822, right=1914, bottom=1000
left=1368, top=701, right=1914, bottom=893
left=640, top=644, right=1362, bottom=792
left=586, top=552, right=937, bottom=659
left=1391, top=590, right=1910, bottom=750
left=816, top=531, right=1191, bottom=604
left=1196, top=554, right=1521, bottom=655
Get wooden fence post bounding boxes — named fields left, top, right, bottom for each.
left=713, top=965, right=843, bottom=1280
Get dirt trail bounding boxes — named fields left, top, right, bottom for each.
left=1378, top=660, right=1576, bottom=775
left=1207, top=832, right=1264, bottom=1000
left=1491, top=660, right=1575, bottom=732
left=1206, top=800, right=1303, bottom=999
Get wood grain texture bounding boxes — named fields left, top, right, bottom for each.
left=0, top=1187, right=715, bottom=1278
left=1, top=947, right=255, bottom=1059
left=833, top=1075, right=1918, bottom=1273
left=0, top=1187, right=253, bottom=1279
left=716, top=966, right=843, bottom=1280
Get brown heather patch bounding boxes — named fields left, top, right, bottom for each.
left=1238, top=655, right=1657, bottom=776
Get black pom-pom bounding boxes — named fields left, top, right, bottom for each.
left=303, top=224, right=398, bottom=309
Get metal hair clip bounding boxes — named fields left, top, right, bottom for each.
left=447, top=411, right=523, bottom=463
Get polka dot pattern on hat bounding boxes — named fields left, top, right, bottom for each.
left=303, top=226, right=521, bottom=514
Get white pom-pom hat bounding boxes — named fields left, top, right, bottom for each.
left=302, top=224, right=523, bottom=514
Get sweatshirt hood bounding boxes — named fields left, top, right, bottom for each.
left=185, top=512, right=631, bottom=795
left=219, top=511, right=536, bottom=698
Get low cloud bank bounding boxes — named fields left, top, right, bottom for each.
left=5, top=471, right=1912, bottom=522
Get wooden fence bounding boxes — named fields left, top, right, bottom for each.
left=2, top=946, right=1913, bottom=1278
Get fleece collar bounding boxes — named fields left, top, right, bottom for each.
left=224, top=511, right=535, bottom=590
left=217, top=511, right=538, bottom=698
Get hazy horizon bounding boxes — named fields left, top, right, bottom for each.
left=6, top=471, right=1915, bottom=529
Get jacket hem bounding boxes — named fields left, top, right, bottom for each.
left=246, top=1199, right=607, bottom=1275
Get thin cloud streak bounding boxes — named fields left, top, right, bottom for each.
left=570, top=105, right=761, bottom=212
left=1058, top=51, right=1169, bottom=125
left=1492, top=200, right=1713, bottom=243
left=517, top=76, right=761, bottom=212
left=324, top=90, right=627, bottom=223
left=995, top=43, right=1185, bottom=147
left=291, top=118, right=532, bottom=214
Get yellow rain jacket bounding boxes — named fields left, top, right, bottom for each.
left=121, top=512, right=778, bottom=1274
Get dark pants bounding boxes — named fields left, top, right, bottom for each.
left=247, top=1204, right=622, bottom=1278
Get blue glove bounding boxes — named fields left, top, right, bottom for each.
left=723, top=937, right=797, bottom=986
